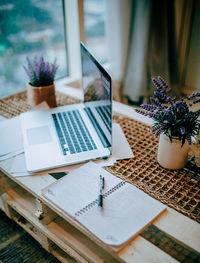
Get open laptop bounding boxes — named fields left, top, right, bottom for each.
left=20, top=43, right=112, bottom=172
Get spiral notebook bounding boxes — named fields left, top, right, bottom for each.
left=42, top=162, right=166, bottom=248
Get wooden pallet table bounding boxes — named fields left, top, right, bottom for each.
left=0, top=86, right=200, bottom=263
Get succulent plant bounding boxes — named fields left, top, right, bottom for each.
left=23, top=56, right=58, bottom=87
left=135, top=76, right=200, bottom=146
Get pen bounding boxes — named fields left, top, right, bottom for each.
left=98, top=175, right=105, bottom=208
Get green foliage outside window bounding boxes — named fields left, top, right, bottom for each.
left=0, top=0, right=67, bottom=98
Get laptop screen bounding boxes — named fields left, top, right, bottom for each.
left=81, top=43, right=112, bottom=152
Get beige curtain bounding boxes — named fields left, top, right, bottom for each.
left=105, top=0, right=132, bottom=101
left=106, top=0, right=197, bottom=103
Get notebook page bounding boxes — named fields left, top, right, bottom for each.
left=77, top=181, right=166, bottom=246
left=42, top=162, right=122, bottom=216
left=43, top=162, right=166, bottom=248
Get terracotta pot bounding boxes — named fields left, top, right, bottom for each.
left=157, top=134, right=189, bottom=170
left=27, top=83, right=56, bottom=108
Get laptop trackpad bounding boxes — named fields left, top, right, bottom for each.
left=26, top=126, right=52, bottom=146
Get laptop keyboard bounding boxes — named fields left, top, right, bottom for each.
left=52, top=110, right=97, bottom=155
left=95, top=105, right=111, bottom=133
left=84, top=106, right=111, bottom=148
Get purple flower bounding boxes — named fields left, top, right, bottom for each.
left=193, top=98, right=200, bottom=104
left=150, top=97, right=162, bottom=107
left=175, top=101, right=182, bottom=107
left=191, top=92, right=200, bottom=98
left=135, top=108, right=160, bottom=119
left=164, top=110, right=174, bottom=120
left=134, top=76, right=200, bottom=146
left=135, top=109, right=147, bottom=116
left=148, top=112, right=160, bottom=119
left=155, top=128, right=163, bottom=137
left=23, top=56, right=58, bottom=87
left=161, top=104, right=168, bottom=109
left=180, top=127, right=185, bottom=135
left=141, top=104, right=157, bottom=112
left=185, top=111, right=192, bottom=122
left=158, top=76, right=168, bottom=89
left=154, top=90, right=167, bottom=101
left=151, top=124, right=162, bottom=133
left=152, top=78, right=162, bottom=90
left=186, top=134, right=192, bottom=146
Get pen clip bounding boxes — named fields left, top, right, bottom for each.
left=99, top=175, right=105, bottom=189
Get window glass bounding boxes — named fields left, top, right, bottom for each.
left=84, top=0, right=107, bottom=64
left=0, top=0, right=67, bottom=98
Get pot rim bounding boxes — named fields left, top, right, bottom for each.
left=160, top=133, right=189, bottom=146
left=27, top=82, right=54, bottom=88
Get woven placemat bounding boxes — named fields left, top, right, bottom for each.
left=106, top=118, right=200, bottom=223
left=0, top=90, right=80, bottom=118
left=0, top=91, right=199, bottom=223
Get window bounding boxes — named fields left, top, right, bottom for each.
left=0, top=0, right=107, bottom=99
left=0, top=0, right=71, bottom=98
left=83, top=0, right=107, bottom=64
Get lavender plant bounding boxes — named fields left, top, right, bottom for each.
left=135, top=76, right=200, bottom=146
left=23, top=56, right=58, bottom=87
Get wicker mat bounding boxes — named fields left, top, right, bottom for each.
left=0, top=91, right=199, bottom=224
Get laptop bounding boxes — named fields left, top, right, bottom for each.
left=20, top=43, right=112, bottom=172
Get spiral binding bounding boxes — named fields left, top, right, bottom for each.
left=74, top=181, right=126, bottom=217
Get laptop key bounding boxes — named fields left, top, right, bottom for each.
left=52, top=110, right=97, bottom=156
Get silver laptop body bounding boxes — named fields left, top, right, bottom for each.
left=20, top=43, right=112, bottom=172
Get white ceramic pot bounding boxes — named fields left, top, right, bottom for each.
left=157, top=134, right=189, bottom=169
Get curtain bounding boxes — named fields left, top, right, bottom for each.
left=105, top=0, right=132, bottom=101
left=106, top=0, right=196, bottom=103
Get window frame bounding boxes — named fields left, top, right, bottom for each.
left=55, top=0, right=82, bottom=90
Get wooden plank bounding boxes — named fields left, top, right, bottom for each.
left=2, top=184, right=122, bottom=262
left=6, top=186, right=57, bottom=225
left=3, top=174, right=183, bottom=263
left=16, top=173, right=57, bottom=197
left=141, top=224, right=200, bottom=262
left=48, top=217, right=123, bottom=263
left=0, top=167, right=56, bottom=198
left=51, top=245, right=77, bottom=263
left=2, top=193, right=12, bottom=218
left=1, top=191, right=96, bottom=263
left=3, top=194, right=44, bottom=244
left=9, top=168, right=200, bottom=262
left=40, top=233, right=54, bottom=252
left=3, top=171, right=90, bottom=235
left=35, top=198, right=57, bottom=225
left=119, top=235, right=179, bottom=263
left=16, top=173, right=99, bottom=238
left=1, top=166, right=199, bottom=262
left=0, top=170, right=17, bottom=195
left=7, top=187, right=37, bottom=216
left=118, top=207, right=200, bottom=262
left=52, top=240, right=87, bottom=263
left=153, top=207, right=200, bottom=252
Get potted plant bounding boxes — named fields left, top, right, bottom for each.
left=23, top=56, right=58, bottom=108
left=135, top=76, right=200, bottom=169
